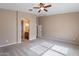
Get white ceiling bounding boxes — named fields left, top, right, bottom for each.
left=0, top=3, right=79, bottom=17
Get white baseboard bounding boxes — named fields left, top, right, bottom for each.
left=40, top=36, right=79, bottom=45
left=0, top=42, right=20, bottom=48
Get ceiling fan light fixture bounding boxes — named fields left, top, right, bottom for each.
left=40, top=7, right=44, bottom=10
left=33, top=3, right=52, bottom=12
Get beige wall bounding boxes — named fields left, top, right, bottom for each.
left=0, top=9, right=17, bottom=46
left=0, top=9, right=37, bottom=46
left=38, top=12, right=79, bottom=44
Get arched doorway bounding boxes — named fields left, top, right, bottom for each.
left=21, top=18, right=30, bottom=42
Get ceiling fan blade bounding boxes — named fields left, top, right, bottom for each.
left=38, top=10, right=41, bottom=12
left=40, top=3, right=45, bottom=7
left=40, top=3, right=44, bottom=6
left=33, top=7, right=40, bottom=9
left=44, top=9, right=48, bottom=12
left=44, top=5, right=51, bottom=8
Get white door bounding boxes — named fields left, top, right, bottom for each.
left=37, top=25, right=42, bottom=38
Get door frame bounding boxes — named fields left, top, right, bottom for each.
left=21, top=18, right=30, bottom=41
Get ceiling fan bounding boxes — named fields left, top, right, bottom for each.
left=33, top=3, right=52, bottom=12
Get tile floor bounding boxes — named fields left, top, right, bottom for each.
left=0, top=38, right=79, bottom=56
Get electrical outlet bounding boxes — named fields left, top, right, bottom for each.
left=6, top=40, right=8, bottom=42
